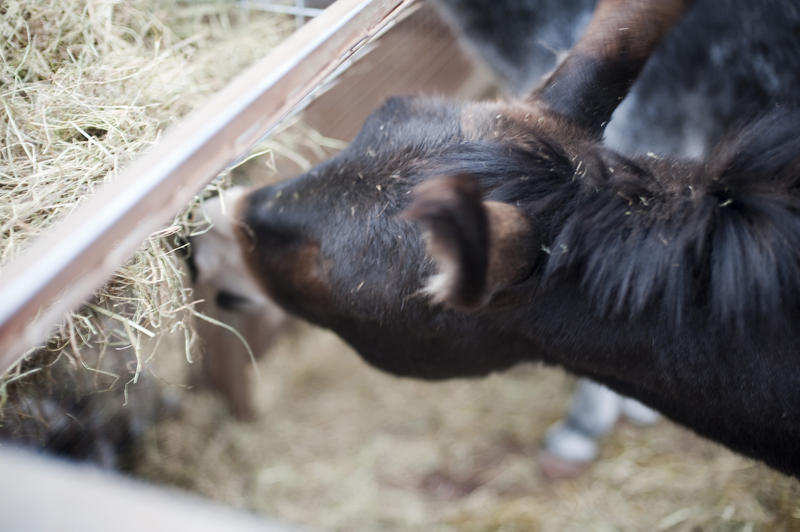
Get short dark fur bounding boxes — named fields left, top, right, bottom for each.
left=228, top=1, right=800, bottom=478
left=409, top=109, right=800, bottom=330
left=545, top=111, right=800, bottom=328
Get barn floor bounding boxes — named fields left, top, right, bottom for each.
left=134, top=323, right=800, bottom=531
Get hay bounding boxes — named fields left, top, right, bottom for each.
left=0, top=0, right=305, bottom=394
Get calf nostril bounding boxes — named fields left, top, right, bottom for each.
left=215, top=290, right=252, bottom=311
left=245, top=189, right=309, bottom=249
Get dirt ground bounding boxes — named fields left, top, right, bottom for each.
left=134, top=323, right=800, bottom=531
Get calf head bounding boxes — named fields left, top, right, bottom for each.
left=238, top=97, right=554, bottom=377
left=217, top=0, right=692, bottom=378
left=189, top=191, right=288, bottom=419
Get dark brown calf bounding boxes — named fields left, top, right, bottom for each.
left=196, top=0, right=800, bottom=477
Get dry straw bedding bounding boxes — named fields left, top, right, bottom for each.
left=137, top=326, right=800, bottom=531
left=0, top=0, right=303, bottom=395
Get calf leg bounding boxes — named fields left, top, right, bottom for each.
left=540, top=379, right=659, bottom=479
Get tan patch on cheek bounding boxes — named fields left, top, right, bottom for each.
left=233, top=197, right=334, bottom=308
left=459, top=103, right=487, bottom=141
left=460, top=101, right=588, bottom=154
left=289, top=242, right=334, bottom=304
left=485, top=201, right=534, bottom=293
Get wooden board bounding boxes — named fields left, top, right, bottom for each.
left=302, top=4, right=492, bottom=144
left=271, top=3, right=494, bottom=177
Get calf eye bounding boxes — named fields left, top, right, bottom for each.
left=215, top=290, right=252, bottom=311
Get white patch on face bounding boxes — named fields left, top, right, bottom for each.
left=192, top=188, right=270, bottom=308
left=417, top=201, right=535, bottom=308
left=422, top=272, right=453, bottom=303
left=419, top=229, right=460, bottom=304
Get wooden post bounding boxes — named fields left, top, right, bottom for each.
left=0, top=0, right=417, bottom=372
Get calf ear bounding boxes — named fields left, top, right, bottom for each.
left=401, top=175, right=534, bottom=310
left=530, top=0, right=692, bottom=137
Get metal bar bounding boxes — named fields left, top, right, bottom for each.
left=0, top=0, right=417, bottom=372
left=296, top=0, right=307, bottom=28
left=239, top=1, right=324, bottom=19
left=0, top=447, right=293, bottom=532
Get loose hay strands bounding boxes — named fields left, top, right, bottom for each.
left=0, top=0, right=416, bottom=385
left=192, top=308, right=262, bottom=381
left=0, top=0, right=301, bottom=398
